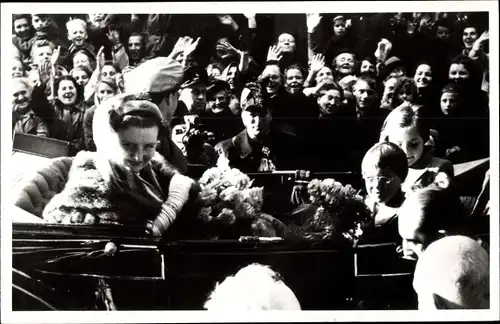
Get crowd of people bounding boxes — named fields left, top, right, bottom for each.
left=11, top=12, right=491, bottom=310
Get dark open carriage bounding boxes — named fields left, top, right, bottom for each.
left=10, top=133, right=490, bottom=310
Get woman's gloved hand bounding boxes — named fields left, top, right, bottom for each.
left=149, top=174, right=195, bottom=236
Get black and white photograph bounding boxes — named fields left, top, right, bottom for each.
left=1, top=1, right=498, bottom=323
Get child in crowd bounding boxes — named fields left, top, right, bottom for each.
left=12, top=58, right=26, bottom=78
left=12, top=14, right=35, bottom=66
left=66, top=18, right=96, bottom=56
left=361, top=141, right=408, bottom=242
left=379, top=105, right=454, bottom=193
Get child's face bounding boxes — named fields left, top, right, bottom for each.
left=362, top=166, right=402, bottom=204
left=72, top=69, right=90, bottom=86
left=440, top=92, right=459, bottom=116
left=73, top=52, right=92, bottom=70
left=68, top=24, right=88, bottom=46
left=387, top=126, right=424, bottom=167
left=333, top=19, right=346, bottom=37
left=14, top=18, right=31, bottom=39
left=12, top=60, right=25, bottom=78
left=88, top=14, right=106, bottom=27
left=397, top=90, right=414, bottom=105
left=32, top=15, right=51, bottom=31
left=335, top=53, right=355, bottom=75
left=414, top=64, right=432, bottom=88
left=317, top=89, right=342, bottom=115
left=285, top=68, right=304, bottom=94
left=435, top=26, right=450, bottom=41
left=33, top=45, right=53, bottom=66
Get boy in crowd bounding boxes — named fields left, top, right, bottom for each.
left=12, top=14, right=35, bottom=66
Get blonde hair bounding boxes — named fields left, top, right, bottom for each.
left=66, top=18, right=87, bottom=33
left=204, top=263, right=301, bottom=310
left=30, top=39, right=55, bottom=59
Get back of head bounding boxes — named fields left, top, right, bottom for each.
left=413, top=235, right=489, bottom=309
left=204, top=263, right=301, bottom=310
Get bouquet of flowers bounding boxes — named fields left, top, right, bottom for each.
left=291, top=178, right=371, bottom=245
left=197, top=161, right=279, bottom=238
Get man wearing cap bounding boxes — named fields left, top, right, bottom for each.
left=215, top=82, right=303, bottom=173
left=200, top=79, right=243, bottom=144
left=122, top=56, right=188, bottom=173
left=172, top=65, right=209, bottom=128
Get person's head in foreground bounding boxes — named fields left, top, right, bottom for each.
left=240, top=83, right=272, bottom=140
left=361, top=141, right=408, bottom=206
left=204, top=263, right=301, bottom=310
left=413, top=235, right=489, bottom=309
left=398, top=184, right=468, bottom=260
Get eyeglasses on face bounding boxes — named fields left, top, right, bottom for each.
left=363, top=175, right=394, bottom=185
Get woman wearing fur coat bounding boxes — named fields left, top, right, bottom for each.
left=42, top=92, right=196, bottom=237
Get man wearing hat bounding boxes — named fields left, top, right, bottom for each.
left=215, top=82, right=303, bottom=173
left=200, top=79, right=243, bottom=144
left=172, top=64, right=209, bottom=128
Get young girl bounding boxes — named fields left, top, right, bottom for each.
left=379, top=105, right=454, bottom=193
left=83, top=78, right=119, bottom=151
left=43, top=93, right=196, bottom=237
left=361, top=141, right=408, bottom=242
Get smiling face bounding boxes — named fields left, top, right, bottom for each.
left=316, top=66, right=334, bottom=85
left=462, top=27, right=478, bottom=50
left=68, top=24, right=88, bottom=46
left=12, top=81, right=32, bottom=112
left=414, top=64, right=432, bottom=89
left=440, top=92, right=459, bottom=116
left=71, top=69, right=90, bottom=86
left=113, top=125, right=159, bottom=173
left=448, top=63, right=470, bottom=84
left=317, top=89, right=342, bottom=116
left=285, top=68, right=304, bottom=94
left=261, top=65, right=282, bottom=95
left=12, top=60, right=25, bottom=78
left=88, top=14, right=106, bottom=27
left=72, top=52, right=92, bottom=70
left=208, top=89, right=229, bottom=113
left=278, top=33, right=296, bottom=53
left=128, top=35, right=144, bottom=61
left=14, top=18, right=31, bottom=39
left=335, top=53, right=355, bottom=75
left=383, top=77, right=398, bottom=102
left=57, top=79, right=78, bottom=106
left=362, top=166, right=402, bottom=204
left=386, top=126, right=424, bottom=167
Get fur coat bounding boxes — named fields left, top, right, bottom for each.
left=42, top=151, right=178, bottom=226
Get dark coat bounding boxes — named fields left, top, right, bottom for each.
left=215, top=127, right=304, bottom=174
